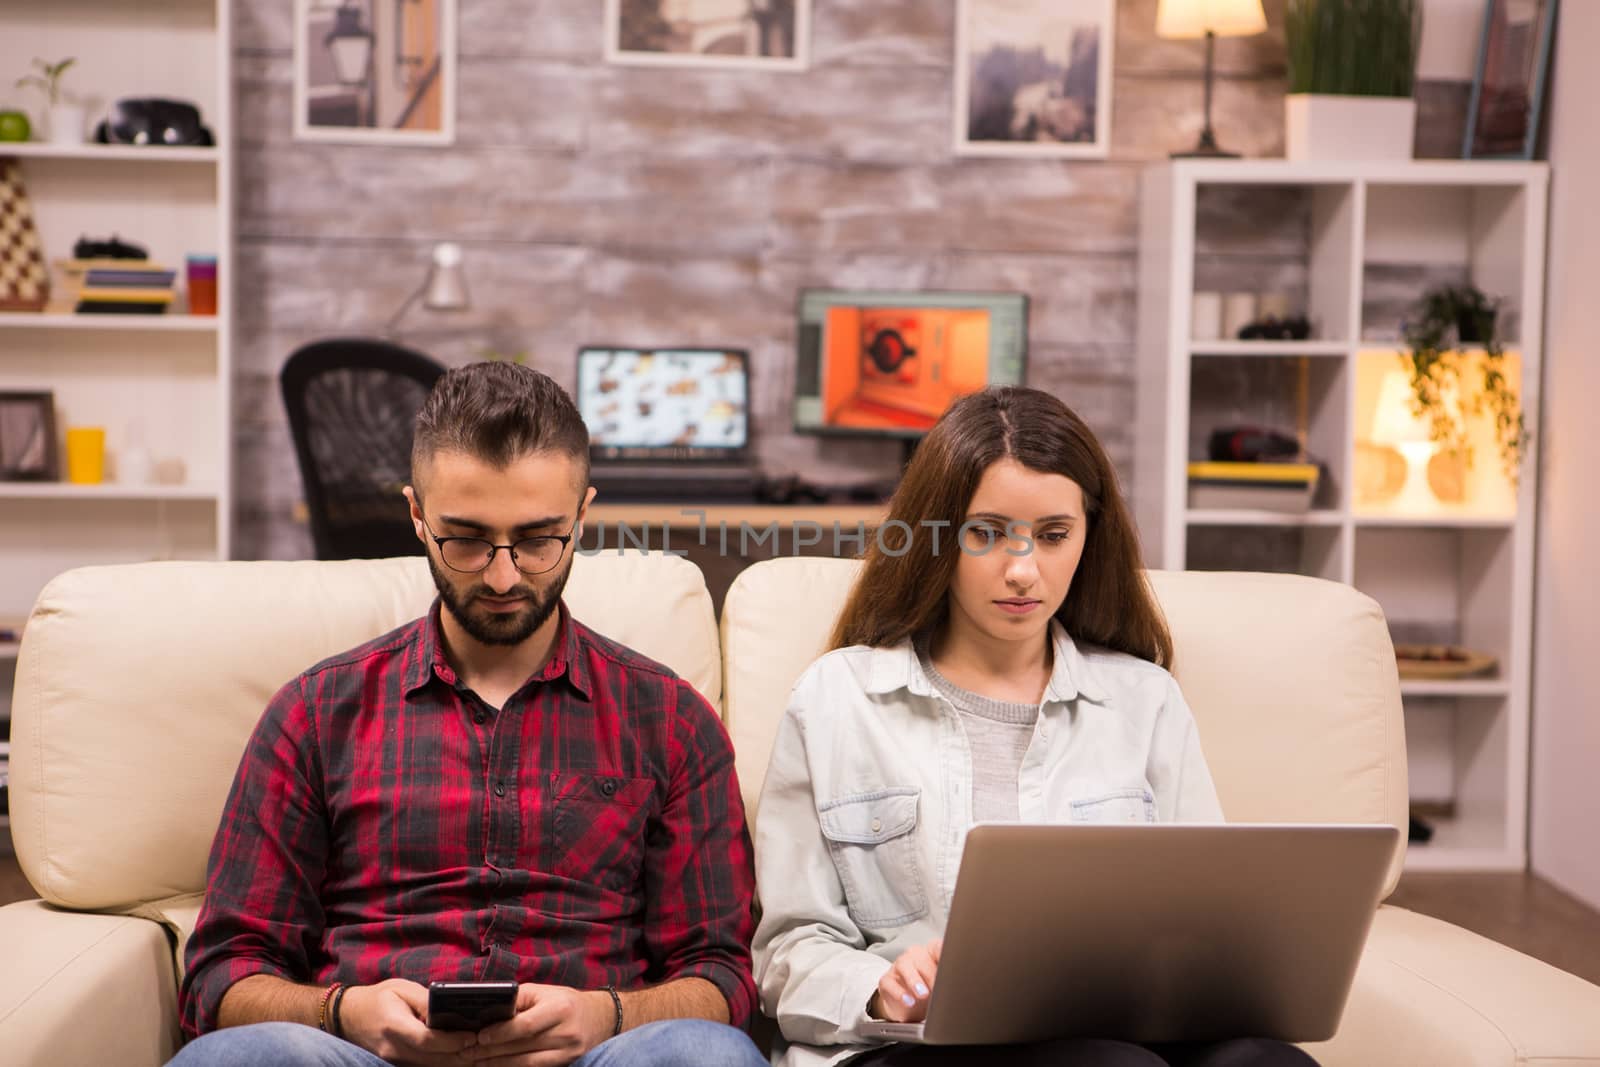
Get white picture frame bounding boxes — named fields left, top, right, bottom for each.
left=294, top=0, right=457, bottom=145
left=953, top=0, right=1115, bottom=159
left=605, top=0, right=811, bottom=72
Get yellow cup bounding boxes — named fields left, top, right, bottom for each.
left=65, top=427, right=106, bottom=484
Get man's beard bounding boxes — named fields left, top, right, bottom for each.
left=427, top=553, right=574, bottom=647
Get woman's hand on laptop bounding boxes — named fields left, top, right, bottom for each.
left=869, top=939, right=942, bottom=1023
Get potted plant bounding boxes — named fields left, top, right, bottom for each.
left=482, top=347, right=530, bottom=365
left=1284, top=0, right=1421, bottom=161
left=15, top=57, right=81, bottom=145
left=1400, top=283, right=1529, bottom=483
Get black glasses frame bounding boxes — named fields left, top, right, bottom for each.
left=419, top=513, right=579, bottom=576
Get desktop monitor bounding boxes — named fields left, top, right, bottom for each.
left=575, top=346, right=750, bottom=462
left=793, top=289, right=1029, bottom=439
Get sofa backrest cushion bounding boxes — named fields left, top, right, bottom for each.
left=10, top=552, right=720, bottom=910
left=721, top=559, right=1409, bottom=895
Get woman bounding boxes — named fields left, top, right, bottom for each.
left=752, top=387, right=1317, bottom=1067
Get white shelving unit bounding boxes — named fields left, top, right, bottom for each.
left=0, top=0, right=234, bottom=827
left=0, top=311, right=221, bottom=332
left=0, top=143, right=219, bottom=164
left=1135, top=160, right=1548, bottom=872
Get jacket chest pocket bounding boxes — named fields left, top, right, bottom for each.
left=548, top=773, right=656, bottom=893
left=1069, top=788, right=1157, bottom=824
left=817, top=788, right=928, bottom=928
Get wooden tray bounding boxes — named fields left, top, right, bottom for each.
left=1394, top=644, right=1498, bottom=680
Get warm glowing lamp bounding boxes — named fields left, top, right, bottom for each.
left=1370, top=368, right=1441, bottom=510
left=1156, top=0, right=1269, bottom=157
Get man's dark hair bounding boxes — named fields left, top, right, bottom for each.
left=411, top=361, right=590, bottom=493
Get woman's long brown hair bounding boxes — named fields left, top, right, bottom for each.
left=828, top=386, right=1173, bottom=667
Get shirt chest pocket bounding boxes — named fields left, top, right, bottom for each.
left=817, top=788, right=928, bottom=928
left=548, top=773, right=656, bottom=893
left=1069, top=788, right=1157, bottom=824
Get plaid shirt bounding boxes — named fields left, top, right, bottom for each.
left=180, top=602, right=756, bottom=1038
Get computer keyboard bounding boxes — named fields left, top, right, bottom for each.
left=589, top=471, right=761, bottom=503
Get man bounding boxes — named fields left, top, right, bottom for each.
left=175, top=362, right=765, bottom=1067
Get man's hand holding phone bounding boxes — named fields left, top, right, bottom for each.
left=457, top=983, right=614, bottom=1065
left=338, top=978, right=480, bottom=1066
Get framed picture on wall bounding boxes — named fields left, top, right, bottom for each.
left=605, top=0, right=811, bottom=71
left=954, top=0, right=1115, bottom=159
left=1462, top=0, right=1558, bottom=160
left=293, top=0, right=457, bottom=145
left=0, top=391, right=58, bottom=482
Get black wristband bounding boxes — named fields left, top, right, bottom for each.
left=330, top=983, right=350, bottom=1039
left=603, top=984, right=623, bottom=1037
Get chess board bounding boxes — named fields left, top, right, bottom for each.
left=0, top=156, right=49, bottom=312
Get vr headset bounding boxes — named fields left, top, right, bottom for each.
left=94, top=98, right=214, bottom=147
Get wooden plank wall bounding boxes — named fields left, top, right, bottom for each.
left=231, top=0, right=1464, bottom=560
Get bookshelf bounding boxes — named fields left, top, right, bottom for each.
left=0, top=0, right=234, bottom=854
left=1136, top=160, right=1548, bottom=872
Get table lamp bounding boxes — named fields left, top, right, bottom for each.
left=1156, top=0, right=1268, bottom=158
left=384, top=242, right=469, bottom=338
left=1369, top=367, right=1441, bottom=510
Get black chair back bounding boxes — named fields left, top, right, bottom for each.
left=280, top=338, right=446, bottom=560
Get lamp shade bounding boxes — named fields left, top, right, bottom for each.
left=1369, top=369, right=1433, bottom=446
left=422, top=242, right=469, bottom=311
left=1156, top=0, right=1268, bottom=39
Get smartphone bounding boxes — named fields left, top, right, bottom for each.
left=426, top=980, right=518, bottom=1031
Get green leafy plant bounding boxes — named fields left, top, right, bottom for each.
left=15, top=57, right=76, bottom=107
left=1400, top=284, right=1529, bottom=482
left=481, top=347, right=530, bottom=365
left=1286, top=0, right=1420, bottom=97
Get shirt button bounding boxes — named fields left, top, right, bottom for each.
left=493, top=781, right=506, bottom=798
left=601, top=780, right=617, bottom=797
left=871, top=818, right=882, bottom=832
left=474, top=711, right=487, bottom=725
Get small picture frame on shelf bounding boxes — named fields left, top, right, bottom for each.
left=953, top=0, right=1115, bottom=159
left=1463, top=0, right=1558, bottom=160
left=293, top=0, right=457, bottom=145
left=0, top=390, right=58, bottom=481
left=605, top=0, right=811, bottom=71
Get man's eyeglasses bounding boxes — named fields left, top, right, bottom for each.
left=420, top=514, right=578, bottom=576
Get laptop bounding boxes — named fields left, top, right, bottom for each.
left=575, top=346, right=760, bottom=502
left=858, top=822, right=1399, bottom=1047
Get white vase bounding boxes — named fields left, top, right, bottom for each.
left=48, top=103, right=86, bottom=145
left=1284, top=94, right=1416, bottom=162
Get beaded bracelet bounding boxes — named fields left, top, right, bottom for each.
left=603, top=985, right=623, bottom=1037
left=317, top=981, right=344, bottom=1033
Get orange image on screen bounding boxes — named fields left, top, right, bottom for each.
left=820, top=307, right=993, bottom=432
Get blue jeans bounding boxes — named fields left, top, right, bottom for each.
left=169, top=1018, right=768, bottom=1067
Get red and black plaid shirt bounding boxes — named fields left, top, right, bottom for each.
left=180, top=602, right=756, bottom=1038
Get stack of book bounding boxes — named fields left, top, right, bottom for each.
left=1187, top=461, right=1320, bottom=512
left=54, top=259, right=176, bottom=314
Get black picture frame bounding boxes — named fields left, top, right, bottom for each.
left=0, top=391, right=59, bottom=481
left=1463, top=0, right=1559, bottom=160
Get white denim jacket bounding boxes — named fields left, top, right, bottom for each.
left=751, top=621, right=1225, bottom=1067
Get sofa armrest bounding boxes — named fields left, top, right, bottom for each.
left=0, top=900, right=180, bottom=1067
left=1305, top=904, right=1600, bottom=1067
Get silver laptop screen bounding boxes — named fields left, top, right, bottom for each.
left=576, top=347, right=750, bottom=461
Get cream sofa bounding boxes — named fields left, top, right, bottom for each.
left=2, top=553, right=1598, bottom=1067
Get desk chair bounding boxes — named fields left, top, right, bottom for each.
left=280, top=338, right=445, bottom=560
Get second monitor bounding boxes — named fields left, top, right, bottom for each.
left=793, top=289, right=1029, bottom=439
